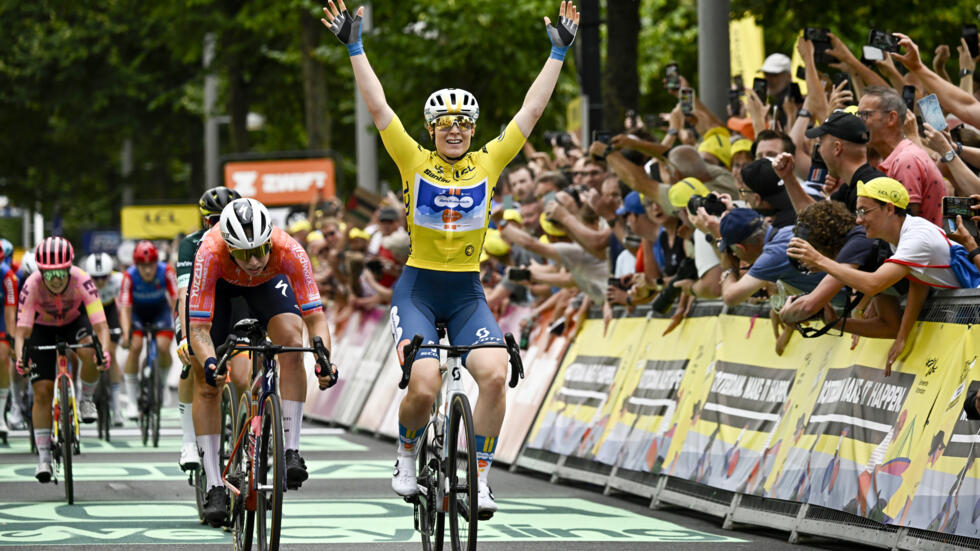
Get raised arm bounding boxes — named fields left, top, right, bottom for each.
left=513, top=2, right=579, bottom=137
left=894, top=33, right=980, bottom=128
left=322, top=2, right=395, bottom=130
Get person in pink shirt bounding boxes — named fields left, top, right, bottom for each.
left=13, top=237, right=111, bottom=483
left=859, top=86, right=946, bottom=226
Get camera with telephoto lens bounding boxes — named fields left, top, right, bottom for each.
left=686, top=193, right=726, bottom=217
left=788, top=223, right=812, bottom=274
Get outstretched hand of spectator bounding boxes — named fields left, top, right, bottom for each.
left=787, top=237, right=827, bottom=272
left=826, top=32, right=855, bottom=66
left=933, top=44, right=951, bottom=77
left=959, top=37, right=978, bottom=74
left=892, top=33, right=924, bottom=72
left=921, top=121, right=952, bottom=154
left=772, top=152, right=796, bottom=182
left=827, top=80, right=853, bottom=112
left=950, top=214, right=980, bottom=250
left=797, top=34, right=815, bottom=63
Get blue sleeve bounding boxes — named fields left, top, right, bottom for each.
left=747, top=228, right=792, bottom=282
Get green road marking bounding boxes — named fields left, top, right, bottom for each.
left=0, top=498, right=744, bottom=545
left=0, top=435, right=366, bottom=455
left=0, top=460, right=391, bottom=482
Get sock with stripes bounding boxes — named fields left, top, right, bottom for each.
left=198, top=433, right=222, bottom=490
left=36, top=429, right=52, bottom=463
left=474, top=434, right=498, bottom=484
left=398, top=423, right=426, bottom=456
left=281, top=399, right=304, bottom=451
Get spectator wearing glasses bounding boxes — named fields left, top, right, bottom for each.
left=787, top=177, right=961, bottom=372
left=570, top=156, right=606, bottom=191
left=858, top=86, right=945, bottom=226
left=776, top=111, right=886, bottom=213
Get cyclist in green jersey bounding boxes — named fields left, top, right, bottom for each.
left=174, top=186, right=247, bottom=477
left=322, top=0, right=578, bottom=516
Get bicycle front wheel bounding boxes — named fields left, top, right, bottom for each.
left=416, top=425, right=439, bottom=551
left=139, top=368, right=150, bottom=446
left=447, top=394, right=478, bottom=551
left=255, top=393, right=284, bottom=551
left=59, top=376, right=74, bottom=505
left=231, top=395, right=253, bottom=550
left=95, top=371, right=111, bottom=442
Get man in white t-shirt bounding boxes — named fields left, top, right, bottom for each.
left=788, top=177, right=961, bottom=373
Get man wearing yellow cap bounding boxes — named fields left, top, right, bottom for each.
left=788, top=177, right=961, bottom=371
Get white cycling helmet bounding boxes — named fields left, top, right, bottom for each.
left=20, top=251, right=37, bottom=276
left=83, top=253, right=114, bottom=277
left=424, top=88, right=480, bottom=126
left=220, top=198, right=273, bottom=250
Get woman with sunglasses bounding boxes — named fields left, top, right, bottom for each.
left=322, top=0, right=579, bottom=517
left=14, top=237, right=111, bottom=482
left=185, top=197, right=338, bottom=526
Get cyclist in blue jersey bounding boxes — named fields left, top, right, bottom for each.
left=322, top=0, right=579, bottom=516
left=119, top=240, right=178, bottom=419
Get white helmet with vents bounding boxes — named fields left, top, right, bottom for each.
left=20, top=252, right=37, bottom=276
left=219, top=198, right=273, bottom=250
left=424, top=88, right=479, bottom=126
left=83, top=253, right=114, bottom=277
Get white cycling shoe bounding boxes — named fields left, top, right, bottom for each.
left=391, top=453, right=418, bottom=496
left=35, top=461, right=53, bottom=483
left=124, top=401, right=139, bottom=421
left=179, top=442, right=200, bottom=472
left=477, top=481, right=497, bottom=519
left=79, top=400, right=97, bottom=424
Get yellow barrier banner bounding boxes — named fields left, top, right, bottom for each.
left=591, top=315, right=718, bottom=474
left=121, top=205, right=201, bottom=239
left=524, top=314, right=647, bottom=456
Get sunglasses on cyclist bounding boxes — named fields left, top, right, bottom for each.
left=229, top=243, right=272, bottom=262
left=42, top=269, right=69, bottom=281
left=431, top=115, right=475, bottom=131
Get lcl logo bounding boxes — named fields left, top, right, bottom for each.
left=143, top=211, right=178, bottom=224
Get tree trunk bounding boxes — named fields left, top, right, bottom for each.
left=603, top=0, right=640, bottom=133
left=299, top=9, right=331, bottom=150
left=226, top=45, right=250, bottom=154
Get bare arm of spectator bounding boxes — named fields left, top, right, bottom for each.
left=894, top=33, right=980, bottom=127
left=745, top=87, right=769, bottom=137
left=692, top=265, right=721, bottom=299
left=692, top=96, right=725, bottom=136
left=826, top=32, right=890, bottom=89
left=902, top=110, right=927, bottom=155
left=528, top=262, right=575, bottom=288
left=543, top=200, right=610, bottom=260
left=610, top=133, right=669, bottom=159
left=361, top=270, right=393, bottom=304
left=959, top=38, right=976, bottom=94
left=875, top=53, right=911, bottom=92
left=787, top=237, right=908, bottom=296
left=499, top=223, right=560, bottom=262
left=717, top=252, right=766, bottom=306
left=778, top=271, right=846, bottom=324
left=773, top=152, right=817, bottom=213
left=933, top=44, right=952, bottom=83
left=886, top=280, right=928, bottom=374
left=601, top=146, right=665, bottom=200
left=837, top=295, right=901, bottom=338
left=827, top=79, right=854, bottom=112
left=797, top=37, right=830, bottom=122
left=922, top=123, right=980, bottom=195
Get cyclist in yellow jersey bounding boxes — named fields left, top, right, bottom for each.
left=322, top=0, right=579, bottom=517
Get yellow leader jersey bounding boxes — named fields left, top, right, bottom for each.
left=379, top=114, right=526, bottom=272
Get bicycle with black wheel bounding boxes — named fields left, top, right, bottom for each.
left=136, top=323, right=167, bottom=448
left=193, top=371, right=237, bottom=525
left=217, top=318, right=336, bottom=551
left=399, top=326, right=524, bottom=551
left=30, top=338, right=106, bottom=505
left=93, top=328, right=122, bottom=442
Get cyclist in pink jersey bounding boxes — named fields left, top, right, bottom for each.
left=186, top=198, right=338, bottom=525
left=13, top=237, right=111, bottom=482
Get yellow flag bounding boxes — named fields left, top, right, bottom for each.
left=790, top=30, right=808, bottom=96
left=729, top=16, right=764, bottom=90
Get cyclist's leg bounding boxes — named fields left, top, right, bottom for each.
left=447, top=273, right=507, bottom=505
left=124, top=321, right=145, bottom=418
left=70, top=317, right=100, bottom=423
left=104, top=303, right=123, bottom=424
left=174, top=314, right=198, bottom=468
left=227, top=297, right=251, bottom=400
left=26, top=324, right=59, bottom=478
left=0, top=336, right=9, bottom=434
left=190, top=280, right=234, bottom=493
left=152, top=307, right=175, bottom=407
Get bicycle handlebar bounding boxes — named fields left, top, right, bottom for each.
left=31, top=340, right=106, bottom=367
left=398, top=333, right=524, bottom=390
left=214, top=333, right=337, bottom=390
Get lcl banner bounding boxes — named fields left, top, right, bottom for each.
left=120, top=205, right=201, bottom=239
left=224, top=158, right=336, bottom=206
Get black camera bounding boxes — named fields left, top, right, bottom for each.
left=788, top=223, right=813, bottom=275
left=366, top=258, right=384, bottom=274
left=868, top=30, right=899, bottom=53
left=507, top=266, right=532, bottom=282
left=686, top=193, right=726, bottom=217
left=544, top=131, right=575, bottom=149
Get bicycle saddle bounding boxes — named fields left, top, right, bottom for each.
left=231, top=318, right=263, bottom=339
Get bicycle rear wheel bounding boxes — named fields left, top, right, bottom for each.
left=59, top=376, right=75, bottom=505
left=231, top=395, right=254, bottom=550
left=447, top=394, right=478, bottom=551
left=255, top=393, right=284, bottom=551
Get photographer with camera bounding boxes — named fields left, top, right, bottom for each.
left=718, top=208, right=826, bottom=308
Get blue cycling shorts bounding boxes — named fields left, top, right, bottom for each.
left=133, top=302, right=174, bottom=337
left=389, top=266, right=503, bottom=364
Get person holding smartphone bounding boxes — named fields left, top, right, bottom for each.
left=322, top=0, right=578, bottom=517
